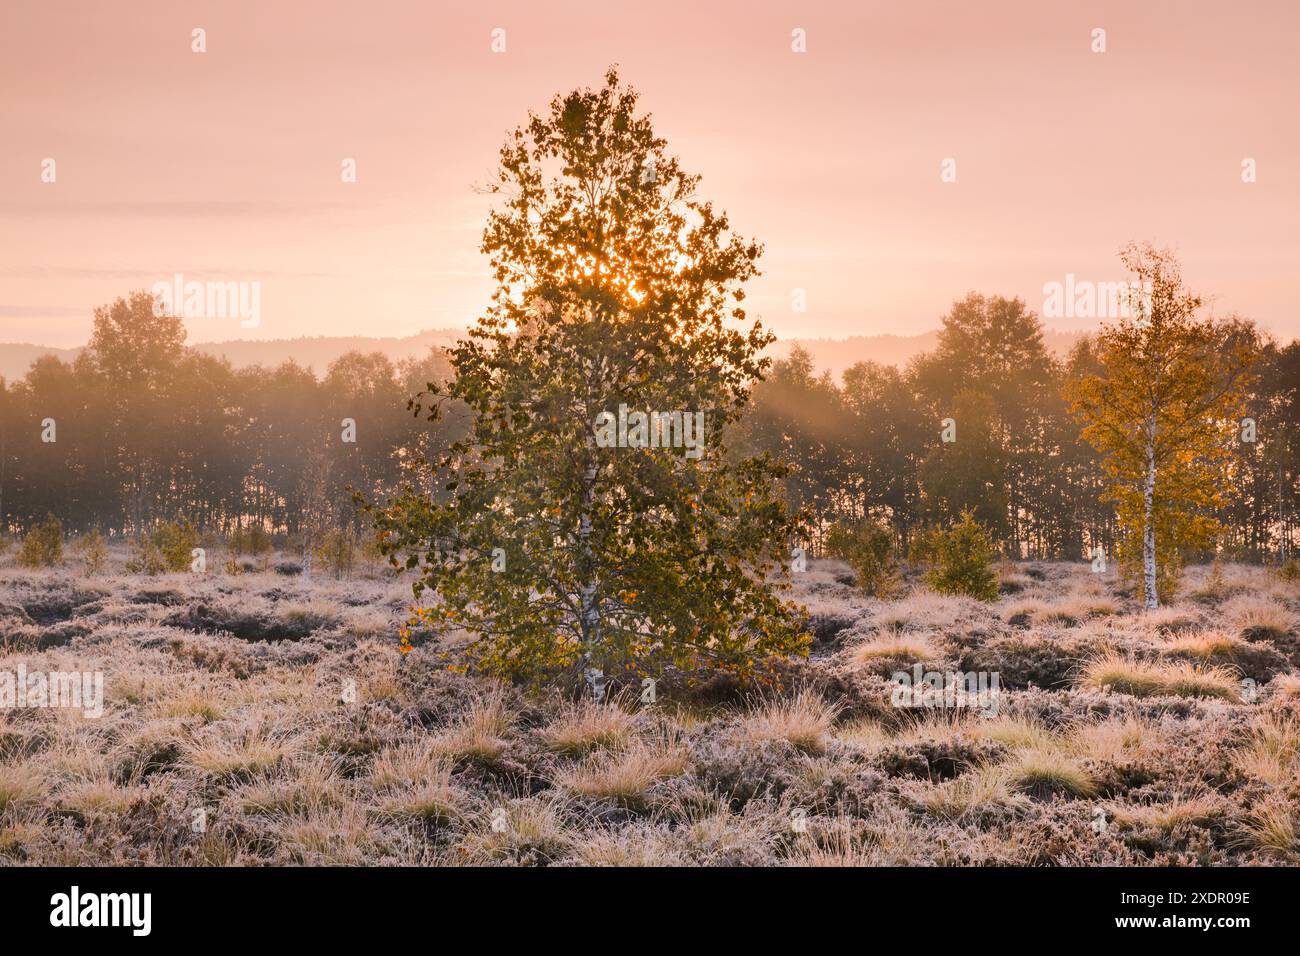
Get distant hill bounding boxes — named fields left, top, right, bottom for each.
left=768, top=329, right=1086, bottom=379
left=0, top=343, right=84, bottom=381
left=0, top=329, right=468, bottom=382
left=0, top=327, right=1087, bottom=384
left=187, top=329, right=467, bottom=376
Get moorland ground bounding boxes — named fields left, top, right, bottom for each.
left=1, top=550, right=1298, bottom=866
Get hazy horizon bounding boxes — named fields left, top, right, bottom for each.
left=3, top=0, right=1298, bottom=347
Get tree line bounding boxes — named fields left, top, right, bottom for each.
left=0, top=292, right=467, bottom=542
left=734, top=286, right=1300, bottom=567
left=3, top=283, right=1296, bottom=576
left=2, top=283, right=1297, bottom=575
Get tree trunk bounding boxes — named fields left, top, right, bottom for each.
left=577, top=455, right=600, bottom=689
left=1143, top=414, right=1158, bottom=609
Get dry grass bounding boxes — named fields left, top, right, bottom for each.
left=539, top=700, right=638, bottom=756
left=370, top=739, right=444, bottom=790
left=1077, top=652, right=1241, bottom=700
left=964, top=715, right=1056, bottom=750
left=1223, top=595, right=1295, bottom=640
left=555, top=739, right=688, bottom=808
left=849, top=635, right=932, bottom=666
left=874, top=592, right=984, bottom=632
left=459, top=798, right=573, bottom=865
left=835, top=718, right=891, bottom=751
left=785, top=826, right=883, bottom=867
left=377, top=760, right=465, bottom=824
left=1240, top=800, right=1298, bottom=858
left=1141, top=605, right=1203, bottom=634
left=571, top=826, right=684, bottom=866
left=56, top=774, right=142, bottom=820
left=1039, top=591, right=1119, bottom=623
left=237, top=758, right=343, bottom=817
left=278, top=805, right=377, bottom=865
left=1110, top=793, right=1223, bottom=832
left=923, top=765, right=1024, bottom=821
left=1068, top=716, right=1164, bottom=766
left=432, top=686, right=513, bottom=764
left=1161, top=630, right=1249, bottom=661
left=737, top=691, right=840, bottom=754
left=890, top=711, right=969, bottom=746
left=1, top=554, right=1296, bottom=866
left=0, top=762, right=44, bottom=813
left=1231, top=713, right=1299, bottom=787
left=1267, top=673, right=1300, bottom=702
left=187, top=729, right=296, bottom=780
left=0, top=820, right=42, bottom=859
left=1003, top=748, right=1098, bottom=799
left=153, top=686, right=224, bottom=722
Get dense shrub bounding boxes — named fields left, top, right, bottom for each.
left=77, top=529, right=108, bottom=575
left=923, top=510, right=999, bottom=601
left=154, top=519, right=200, bottom=572
left=127, top=519, right=198, bottom=574
left=826, top=520, right=897, bottom=597
left=16, top=515, right=64, bottom=568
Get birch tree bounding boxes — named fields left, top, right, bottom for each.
left=367, top=69, right=807, bottom=684
left=1069, top=243, right=1256, bottom=607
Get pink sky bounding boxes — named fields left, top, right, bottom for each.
left=2, top=0, right=1297, bottom=348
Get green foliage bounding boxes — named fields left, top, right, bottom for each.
left=907, top=522, right=941, bottom=566
left=77, top=528, right=109, bottom=575
left=17, top=514, right=64, bottom=568
left=1114, top=519, right=1188, bottom=605
left=313, top=527, right=357, bottom=579
left=732, top=347, right=853, bottom=533
left=918, top=389, right=1009, bottom=537
left=367, top=69, right=808, bottom=684
left=229, top=525, right=272, bottom=557
left=127, top=519, right=198, bottom=574
left=1279, top=558, right=1300, bottom=583
left=125, top=537, right=165, bottom=575
left=1068, top=243, right=1256, bottom=606
left=825, top=520, right=897, bottom=597
left=923, top=510, right=999, bottom=601
left=154, top=519, right=199, bottom=572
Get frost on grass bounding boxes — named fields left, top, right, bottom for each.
left=0, top=555, right=1296, bottom=865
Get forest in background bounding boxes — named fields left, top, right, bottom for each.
left=740, top=291, right=1300, bottom=564
left=0, top=287, right=1297, bottom=564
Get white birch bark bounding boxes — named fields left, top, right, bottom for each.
left=1143, top=411, right=1158, bottom=609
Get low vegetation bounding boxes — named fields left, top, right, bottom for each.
left=0, top=547, right=1296, bottom=866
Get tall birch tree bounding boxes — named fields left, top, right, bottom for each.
left=1069, top=243, right=1255, bottom=606
left=367, top=69, right=807, bottom=684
